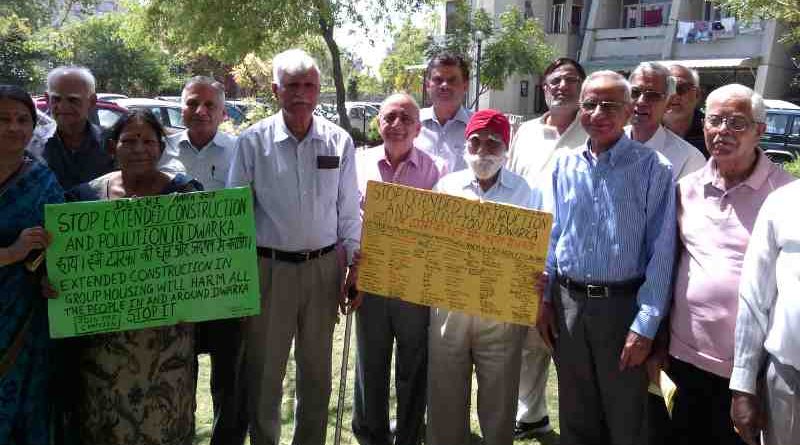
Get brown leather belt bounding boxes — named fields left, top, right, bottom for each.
left=558, top=275, right=644, bottom=299
left=256, top=244, right=336, bottom=263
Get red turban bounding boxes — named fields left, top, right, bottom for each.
left=465, top=109, right=510, bottom=147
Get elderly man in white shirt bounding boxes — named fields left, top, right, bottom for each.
left=157, top=76, right=246, bottom=445
left=415, top=52, right=473, bottom=173
left=505, top=57, right=587, bottom=439
left=626, top=62, right=705, bottom=180
left=227, top=49, right=361, bottom=445
left=428, top=109, right=533, bottom=445
left=730, top=179, right=800, bottom=445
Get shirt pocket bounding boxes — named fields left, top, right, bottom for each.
left=316, top=166, right=340, bottom=207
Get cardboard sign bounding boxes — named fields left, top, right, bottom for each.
left=45, top=187, right=260, bottom=338
left=359, top=181, right=552, bottom=325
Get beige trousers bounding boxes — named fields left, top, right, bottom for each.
left=426, top=308, right=525, bottom=445
left=244, top=253, right=341, bottom=445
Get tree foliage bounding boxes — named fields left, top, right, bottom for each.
left=0, top=15, right=44, bottom=89
left=380, top=19, right=431, bottom=100
left=426, top=0, right=554, bottom=105
left=53, top=13, right=176, bottom=95
left=145, top=0, right=431, bottom=131
left=716, top=0, right=800, bottom=44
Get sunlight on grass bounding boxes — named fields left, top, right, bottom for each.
left=194, top=322, right=559, bottom=445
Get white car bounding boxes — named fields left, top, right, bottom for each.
left=113, top=98, right=185, bottom=133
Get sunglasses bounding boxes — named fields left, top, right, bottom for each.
left=545, top=75, right=581, bottom=87
left=579, top=100, right=624, bottom=114
left=675, top=82, right=697, bottom=95
left=631, top=88, right=666, bottom=102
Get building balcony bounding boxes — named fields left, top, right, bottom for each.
left=591, top=26, right=668, bottom=59
left=671, top=19, right=766, bottom=59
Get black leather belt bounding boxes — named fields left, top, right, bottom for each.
left=256, top=244, right=336, bottom=263
left=558, top=275, right=644, bottom=299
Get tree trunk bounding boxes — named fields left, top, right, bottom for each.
left=319, top=16, right=352, bottom=132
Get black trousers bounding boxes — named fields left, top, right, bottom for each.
left=195, top=317, right=249, bottom=445
left=666, top=357, right=746, bottom=445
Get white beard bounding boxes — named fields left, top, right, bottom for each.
left=464, top=151, right=507, bottom=180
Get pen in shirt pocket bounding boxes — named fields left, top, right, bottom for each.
left=211, top=165, right=215, bottom=179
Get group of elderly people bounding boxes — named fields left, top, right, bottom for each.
left=0, top=44, right=798, bottom=445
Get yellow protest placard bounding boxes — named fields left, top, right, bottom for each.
left=359, top=181, right=552, bottom=325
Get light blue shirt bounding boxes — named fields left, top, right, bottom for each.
left=415, top=106, right=473, bottom=173
left=434, top=167, right=535, bottom=210
left=546, top=134, right=677, bottom=338
left=158, top=130, right=237, bottom=191
left=226, top=111, right=362, bottom=263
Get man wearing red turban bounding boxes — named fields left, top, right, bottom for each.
left=426, top=109, right=536, bottom=445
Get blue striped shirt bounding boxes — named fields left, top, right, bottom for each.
left=545, top=134, right=677, bottom=338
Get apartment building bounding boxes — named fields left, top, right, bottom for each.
left=440, top=0, right=794, bottom=115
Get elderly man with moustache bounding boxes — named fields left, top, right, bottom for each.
left=415, top=52, right=473, bottom=173
left=37, top=66, right=115, bottom=189
left=427, top=109, right=533, bottom=445
left=158, top=76, right=247, bottom=445
left=663, top=83, right=795, bottom=445
left=663, top=64, right=707, bottom=158
left=352, top=93, right=447, bottom=445
left=227, top=48, right=361, bottom=445
left=626, top=62, right=705, bottom=181
left=537, top=71, right=676, bottom=445
left=505, top=57, right=587, bottom=439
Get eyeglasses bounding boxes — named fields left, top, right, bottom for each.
left=546, top=75, right=581, bottom=87
left=579, top=100, right=624, bottom=114
left=675, top=82, right=697, bottom=95
left=467, top=133, right=504, bottom=152
left=631, top=88, right=666, bottom=102
left=380, top=112, right=416, bottom=125
left=704, top=114, right=754, bottom=132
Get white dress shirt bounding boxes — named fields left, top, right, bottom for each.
left=158, top=130, right=237, bottom=191
left=226, top=111, right=362, bottom=263
left=415, top=106, right=473, bottom=173
left=625, top=125, right=706, bottom=180
left=730, top=180, right=800, bottom=395
left=434, top=167, right=535, bottom=210
left=506, top=113, right=587, bottom=211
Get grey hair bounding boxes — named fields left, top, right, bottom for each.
left=667, top=63, right=700, bottom=88
left=47, top=65, right=96, bottom=94
left=706, top=83, right=766, bottom=123
left=272, top=49, right=319, bottom=87
left=181, top=76, right=226, bottom=105
left=630, top=62, right=676, bottom=96
left=380, top=93, right=420, bottom=115
left=580, top=70, right=632, bottom=103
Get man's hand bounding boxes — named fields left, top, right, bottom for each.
left=4, top=227, right=50, bottom=265
left=731, top=391, right=764, bottom=445
left=537, top=300, right=558, bottom=352
left=339, top=263, right=362, bottom=315
left=619, top=331, right=653, bottom=371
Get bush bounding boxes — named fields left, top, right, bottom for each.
left=784, top=158, right=800, bottom=178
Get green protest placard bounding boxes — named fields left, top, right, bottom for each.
left=45, top=187, right=261, bottom=338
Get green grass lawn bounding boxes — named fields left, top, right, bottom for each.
left=193, top=318, right=560, bottom=445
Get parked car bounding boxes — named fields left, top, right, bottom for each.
left=113, top=98, right=185, bottom=133
left=761, top=99, right=800, bottom=163
left=328, top=101, right=380, bottom=134
left=34, top=96, right=129, bottom=131
left=96, top=93, right=129, bottom=101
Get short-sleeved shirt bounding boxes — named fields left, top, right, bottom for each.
left=415, top=106, right=473, bottom=173
left=226, top=111, right=361, bottom=263
left=158, top=130, right=237, bottom=191
left=39, top=123, right=115, bottom=190
left=670, top=149, right=795, bottom=377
